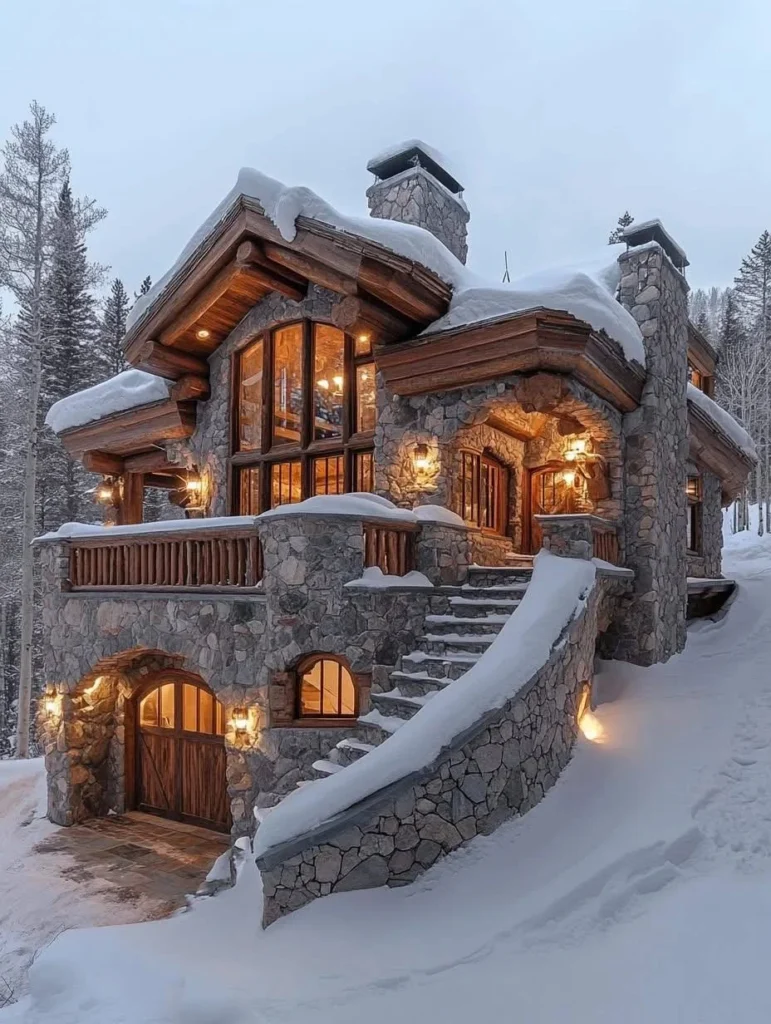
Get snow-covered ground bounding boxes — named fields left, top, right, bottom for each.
left=5, top=526, right=771, bottom=1022
left=0, top=762, right=167, bottom=1008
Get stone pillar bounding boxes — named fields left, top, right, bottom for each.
left=613, top=242, right=689, bottom=664
left=414, top=522, right=471, bottom=585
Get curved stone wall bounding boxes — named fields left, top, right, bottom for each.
left=257, top=576, right=620, bottom=925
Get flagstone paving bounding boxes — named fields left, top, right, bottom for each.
left=33, top=811, right=230, bottom=913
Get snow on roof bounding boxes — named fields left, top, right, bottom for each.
left=127, top=169, right=644, bottom=370
left=254, top=551, right=595, bottom=858
left=366, top=139, right=463, bottom=193
left=687, top=383, right=758, bottom=462
left=424, top=245, right=646, bottom=367
left=44, top=370, right=171, bottom=435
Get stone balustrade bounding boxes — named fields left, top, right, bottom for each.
left=535, top=514, right=621, bottom=564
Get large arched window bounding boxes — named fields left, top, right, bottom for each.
left=232, top=321, right=375, bottom=514
left=297, top=656, right=357, bottom=720
left=459, top=450, right=508, bottom=534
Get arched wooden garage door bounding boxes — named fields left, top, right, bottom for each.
left=132, top=673, right=231, bottom=833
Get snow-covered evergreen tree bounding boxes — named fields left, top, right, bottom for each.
left=608, top=211, right=634, bottom=244
left=95, top=277, right=130, bottom=379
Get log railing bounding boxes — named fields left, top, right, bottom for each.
left=68, top=526, right=262, bottom=591
left=591, top=521, right=620, bottom=566
left=363, top=521, right=417, bottom=577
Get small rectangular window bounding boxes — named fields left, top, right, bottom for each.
left=313, top=324, right=345, bottom=441
left=355, top=363, right=376, bottom=433
left=270, top=460, right=302, bottom=508
left=238, top=466, right=260, bottom=515
left=312, top=454, right=344, bottom=495
left=199, top=690, right=214, bottom=733
left=354, top=451, right=374, bottom=492
left=354, top=332, right=373, bottom=357
left=686, top=475, right=703, bottom=553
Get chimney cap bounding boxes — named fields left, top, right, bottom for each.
left=622, top=218, right=689, bottom=270
left=367, top=139, right=463, bottom=195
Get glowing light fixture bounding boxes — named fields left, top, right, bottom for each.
left=357, top=333, right=370, bottom=344
left=185, top=476, right=202, bottom=493
left=562, top=469, right=576, bottom=488
left=196, top=328, right=211, bottom=341
left=232, top=707, right=249, bottom=733
left=577, top=682, right=604, bottom=743
left=413, top=443, right=431, bottom=472
left=563, top=438, right=588, bottom=462
left=95, top=478, right=119, bottom=505
left=45, top=696, right=58, bottom=715
left=332, top=375, right=344, bottom=389
left=317, top=378, right=330, bottom=390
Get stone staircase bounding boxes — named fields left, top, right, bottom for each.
left=310, top=566, right=532, bottom=778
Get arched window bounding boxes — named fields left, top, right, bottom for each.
left=139, top=678, right=225, bottom=735
left=297, top=656, right=357, bottom=719
left=232, top=321, right=375, bottom=514
left=459, top=450, right=508, bottom=534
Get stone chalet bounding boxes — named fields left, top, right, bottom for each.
left=37, top=141, right=755, bottom=923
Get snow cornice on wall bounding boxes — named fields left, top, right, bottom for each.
left=688, top=386, right=757, bottom=502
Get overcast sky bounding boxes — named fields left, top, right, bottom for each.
left=1, top=0, right=768, bottom=296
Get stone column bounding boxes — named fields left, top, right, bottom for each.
left=612, top=243, right=689, bottom=664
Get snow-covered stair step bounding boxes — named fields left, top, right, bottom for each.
left=357, top=708, right=407, bottom=746
left=401, top=650, right=480, bottom=680
left=448, top=596, right=522, bottom=613
left=332, top=738, right=375, bottom=767
left=310, top=758, right=345, bottom=778
left=467, top=566, right=532, bottom=588
left=422, top=634, right=497, bottom=656
left=424, top=614, right=509, bottom=636
left=369, top=688, right=434, bottom=720
left=389, top=669, right=453, bottom=698
left=459, top=582, right=529, bottom=594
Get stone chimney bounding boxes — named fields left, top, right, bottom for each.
left=366, top=140, right=469, bottom=263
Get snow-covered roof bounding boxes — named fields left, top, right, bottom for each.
left=127, top=168, right=646, bottom=371
left=254, top=551, right=595, bottom=858
left=44, top=370, right=171, bottom=435
left=687, top=383, right=757, bottom=462
left=424, top=245, right=646, bottom=367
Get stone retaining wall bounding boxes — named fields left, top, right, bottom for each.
left=258, top=575, right=619, bottom=925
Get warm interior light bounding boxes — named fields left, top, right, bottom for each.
left=317, top=378, right=329, bottom=390
left=232, top=707, right=249, bottom=732
left=563, top=438, right=588, bottom=462
left=332, top=375, right=344, bottom=388
left=83, top=676, right=103, bottom=698
left=45, top=697, right=58, bottom=715
left=357, top=333, right=370, bottom=344
left=95, top=481, right=116, bottom=504
left=196, top=328, right=211, bottom=341
left=186, top=478, right=202, bottom=492
left=572, top=439, right=587, bottom=455
left=562, top=470, right=576, bottom=488
left=579, top=710, right=604, bottom=742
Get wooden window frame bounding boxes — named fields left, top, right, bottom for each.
left=230, top=320, right=375, bottom=513
left=295, top=654, right=359, bottom=724
left=459, top=449, right=508, bottom=535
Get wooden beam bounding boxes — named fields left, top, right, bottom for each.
left=331, top=295, right=413, bottom=343
left=235, top=241, right=307, bottom=301
left=358, top=258, right=447, bottom=322
left=170, top=375, right=210, bottom=402
left=118, top=472, right=144, bottom=525
left=82, top=450, right=124, bottom=475
left=158, top=261, right=248, bottom=350
left=135, top=341, right=209, bottom=380
left=261, top=241, right=359, bottom=298
left=486, top=412, right=539, bottom=442
left=144, top=472, right=183, bottom=489
left=124, top=449, right=180, bottom=473
left=60, top=399, right=197, bottom=458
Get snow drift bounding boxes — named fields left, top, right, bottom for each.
left=44, top=370, right=170, bottom=434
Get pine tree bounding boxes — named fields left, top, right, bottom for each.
left=135, top=274, right=151, bottom=300
left=95, top=277, right=130, bottom=379
left=0, top=102, right=69, bottom=756
left=38, top=178, right=104, bottom=531
left=608, top=211, right=634, bottom=245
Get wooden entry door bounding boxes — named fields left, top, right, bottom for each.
left=135, top=675, right=231, bottom=833
left=525, top=464, right=575, bottom=554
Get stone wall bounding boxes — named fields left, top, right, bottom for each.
left=39, top=514, right=469, bottom=835
left=687, top=471, right=723, bottom=579
left=366, top=167, right=469, bottom=264
left=606, top=244, right=689, bottom=664
left=258, top=575, right=618, bottom=925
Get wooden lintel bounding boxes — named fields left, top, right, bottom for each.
left=82, top=450, right=124, bottom=475
left=170, top=375, right=210, bottom=402
left=261, top=241, right=358, bottom=298
left=486, top=412, right=538, bottom=442
left=144, top=472, right=184, bottom=489
left=135, top=341, right=209, bottom=380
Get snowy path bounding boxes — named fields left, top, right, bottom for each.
left=0, top=762, right=170, bottom=1006
left=6, top=532, right=771, bottom=1022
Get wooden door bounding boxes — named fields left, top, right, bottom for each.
left=136, top=675, right=231, bottom=833
left=525, top=464, right=575, bottom=554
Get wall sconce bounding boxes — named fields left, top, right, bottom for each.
left=686, top=477, right=701, bottom=501
left=44, top=690, right=59, bottom=715
left=563, top=438, right=588, bottom=462
left=413, top=443, right=431, bottom=473
left=232, top=707, right=250, bottom=733
left=95, top=477, right=120, bottom=505
left=562, top=469, right=576, bottom=488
